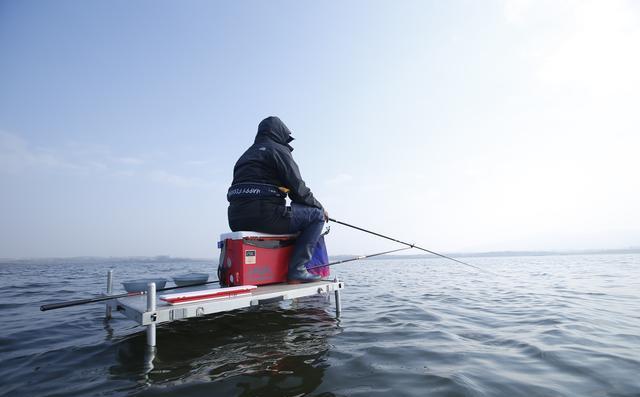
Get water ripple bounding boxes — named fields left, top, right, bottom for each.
left=0, top=255, right=639, bottom=396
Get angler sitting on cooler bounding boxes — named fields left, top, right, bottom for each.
left=227, top=116, right=328, bottom=283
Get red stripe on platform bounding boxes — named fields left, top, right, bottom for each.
left=161, top=289, right=253, bottom=304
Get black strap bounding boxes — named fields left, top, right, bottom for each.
left=227, top=182, right=287, bottom=202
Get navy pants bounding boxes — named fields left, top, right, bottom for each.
left=288, top=203, right=325, bottom=272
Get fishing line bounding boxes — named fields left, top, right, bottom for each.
left=306, top=246, right=412, bottom=270
left=328, top=217, right=496, bottom=276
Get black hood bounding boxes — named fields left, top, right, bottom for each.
left=255, top=116, right=295, bottom=151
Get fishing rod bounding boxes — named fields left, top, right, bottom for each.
left=40, top=280, right=221, bottom=312
left=307, top=246, right=413, bottom=270
left=328, top=217, right=495, bottom=275
left=42, top=221, right=484, bottom=311
left=42, top=247, right=411, bottom=311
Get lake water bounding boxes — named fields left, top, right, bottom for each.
left=1, top=254, right=639, bottom=396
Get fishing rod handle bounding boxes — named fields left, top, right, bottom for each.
left=40, top=291, right=142, bottom=311
left=40, top=297, right=107, bottom=311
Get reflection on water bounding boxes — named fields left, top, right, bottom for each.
left=111, top=300, right=339, bottom=396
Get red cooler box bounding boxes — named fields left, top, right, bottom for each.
left=217, top=231, right=297, bottom=287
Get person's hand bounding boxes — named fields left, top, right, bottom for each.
left=323, top=209, right=329, bottom=222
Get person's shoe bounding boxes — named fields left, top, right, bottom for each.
left=288, top=267, right=321, bottom=284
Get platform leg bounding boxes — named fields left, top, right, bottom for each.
left=334, top=277, right=341, bottom=318
left=143, top=346, right=156, bottom=374
left=146, top=282, right=157, bottom=348
left=105, top=270, right=113, bottom=320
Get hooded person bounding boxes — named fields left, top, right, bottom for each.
left=227, top=116, right=328, bottom=283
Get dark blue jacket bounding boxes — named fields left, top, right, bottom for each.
left=227, top=117, right=323, bottom=233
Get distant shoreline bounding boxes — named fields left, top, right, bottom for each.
left=1, top=248, right=639, bottom=264
left=350, top=247, right=640, bottom=261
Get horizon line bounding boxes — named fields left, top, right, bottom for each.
left=1, top=247, right=639, bottom=263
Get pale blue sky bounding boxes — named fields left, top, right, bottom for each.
left=1, top=0, right=639, bottom=258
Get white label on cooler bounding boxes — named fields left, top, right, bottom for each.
left=245, top=250, right=256, bottom=264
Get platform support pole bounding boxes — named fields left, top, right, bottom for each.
left=334, top=277, right=342, bottom=318
left=146, top=282, right=157, bottom=348
left=105, top=270, right=113, bottom=320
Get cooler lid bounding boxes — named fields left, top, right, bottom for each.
left=219, top=231, right=298, bottom=241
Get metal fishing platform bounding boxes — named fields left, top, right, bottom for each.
left=103, top=271, right=345, bottom=349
